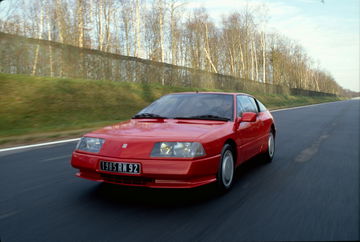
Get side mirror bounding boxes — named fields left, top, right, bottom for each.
left=241, top=112, right=257, bottom=122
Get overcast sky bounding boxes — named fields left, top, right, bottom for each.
left=188, top=0, right=360, bottom=92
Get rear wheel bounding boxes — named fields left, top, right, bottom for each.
left=264, top=130, right=275, bottom=163
left=217, top=144, right=235, bottom=192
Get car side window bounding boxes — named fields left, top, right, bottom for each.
left=256, top=99, right=267, bottom=112
left=236, top=96, right=244, bottom=116
left=237, top=95, right=257, bottom=116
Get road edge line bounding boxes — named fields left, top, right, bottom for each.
left=0, top=138, right=80, bottom=153
left=270, top=100, right=343, bottom=112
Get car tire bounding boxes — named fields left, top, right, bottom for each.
left=264, top=130, right=275, bottom=163
left=217, top=144, right=235, bottom=192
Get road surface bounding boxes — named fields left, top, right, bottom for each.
left=0, top=100, right=359, bottom=241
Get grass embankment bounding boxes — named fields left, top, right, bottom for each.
left=0, top=73, right=341, bottom=146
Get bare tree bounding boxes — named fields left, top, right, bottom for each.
left=54, top=0, right=67, bottom=44
left=168, top=0, right=185, bottom=65
left=46, top=0, right=54, bottom=76
left=203, top=22, right=217, bottom=73
left=119, top=0, right=132, bottom=56
left=75, top=0, right=85, bottom=48
left=31, top=0, right=44, bottom=75
left=134, top=0, right=142, bottom=57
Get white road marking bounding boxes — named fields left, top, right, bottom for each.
left=270, top=101, right=342, bottom=112
left=0, top=138, right=80, bottom=153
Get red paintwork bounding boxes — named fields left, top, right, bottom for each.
left=71, top=92, right=275, bottom=188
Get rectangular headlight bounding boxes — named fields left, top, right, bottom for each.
left=151, top=142, right=205, bottom=158
left=76, top=137, right=105, bottom=153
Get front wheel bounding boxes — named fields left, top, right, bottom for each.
left=217, top=144, right=235, bottom=192
left=264, top=131, right=275, bottom=163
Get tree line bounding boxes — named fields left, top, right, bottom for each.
left=0, top=0, right=354, bottom=95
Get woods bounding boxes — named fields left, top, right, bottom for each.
left=0, top=0, right=348, bottom=95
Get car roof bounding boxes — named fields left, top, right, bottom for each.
left=168, top=91, right=255, bottom=98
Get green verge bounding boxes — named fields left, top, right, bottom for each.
left=0, top=73, right=342, bottom=146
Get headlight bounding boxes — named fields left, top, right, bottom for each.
left=151, top=142, right=205, bottom=158
left=76, top=137, right=105, bottom=153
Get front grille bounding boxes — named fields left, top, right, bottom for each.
left=100, top=173, right=154, bottom=185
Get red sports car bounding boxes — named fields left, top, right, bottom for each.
left=71, top=92, right=276, bottom=191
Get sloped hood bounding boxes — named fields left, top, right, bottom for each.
left=91, top=119, right=231, bottom=139
left=85, top=119, right=232, bottom=159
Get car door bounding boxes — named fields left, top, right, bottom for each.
left=254, top=98, right=273, bottom=152
left=235, top=95, right=263, bottom=162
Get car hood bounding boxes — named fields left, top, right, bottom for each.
left=84, top=119, right=232, bottom=159
left=91, top=119, right=231, bottom=138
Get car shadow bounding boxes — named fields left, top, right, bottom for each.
left=81, top=154, right=268, bottom=208
left=233, top=154, right=269, bottom=185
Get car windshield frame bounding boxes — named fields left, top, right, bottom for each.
left=134, top=93, right=235, bottom=121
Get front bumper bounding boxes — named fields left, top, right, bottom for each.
left=71, top=152, right=220, bottom=188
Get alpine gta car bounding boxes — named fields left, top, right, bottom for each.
left=71, top=92, right=276, bottom=191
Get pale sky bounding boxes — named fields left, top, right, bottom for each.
left=188, top=0, right=360, bottom=92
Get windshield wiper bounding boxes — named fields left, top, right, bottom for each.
left=174, top=115, right=230, bottom=121
left=132, top=113, right=168, bottom=119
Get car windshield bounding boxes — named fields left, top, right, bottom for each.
left=134, top=93, right=234, bottom=121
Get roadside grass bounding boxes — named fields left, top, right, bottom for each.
left=0, top=73, right=342, bottom=146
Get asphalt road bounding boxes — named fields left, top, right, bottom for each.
left=1, top=100, right=359, bottom=242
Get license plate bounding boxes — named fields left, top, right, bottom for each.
left=100, top=161, right=141, bottom=174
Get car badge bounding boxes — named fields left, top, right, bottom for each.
left=122, top=144, right=128, bottom=148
